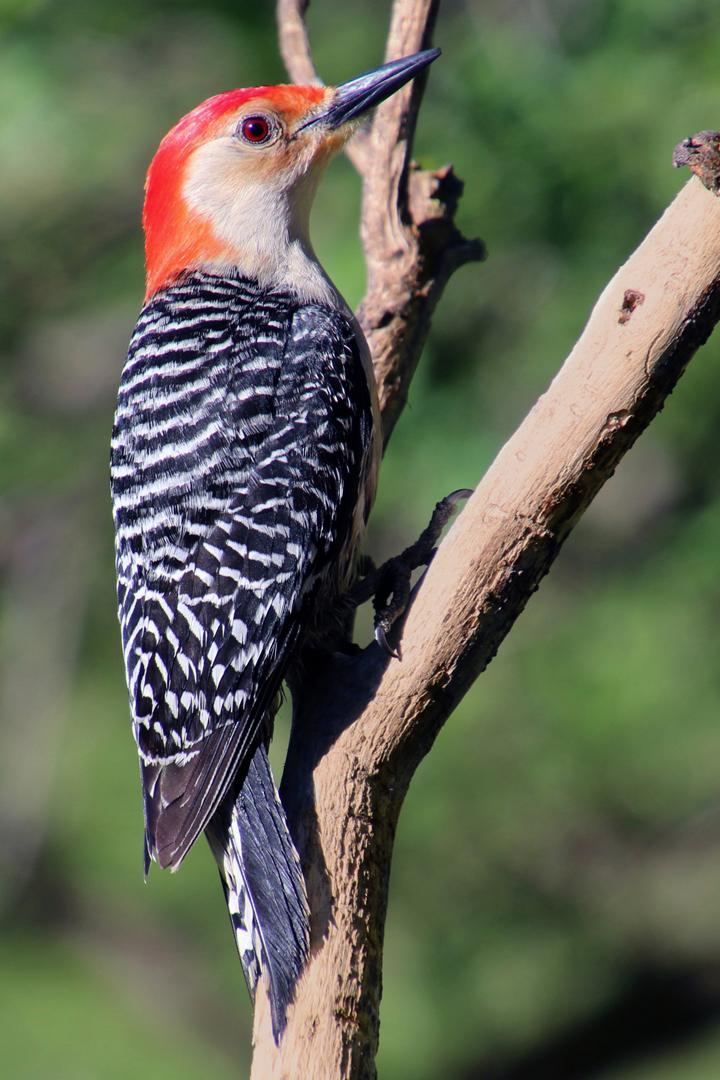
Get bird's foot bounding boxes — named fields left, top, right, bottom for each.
left=351, top=488, right=472, bottom=658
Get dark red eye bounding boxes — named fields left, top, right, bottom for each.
left=239, top=115, right=272, bottom=144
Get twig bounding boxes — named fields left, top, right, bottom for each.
left=276, top=0, right=370, bottom=172
left=276, top=0, right=319, bottom=84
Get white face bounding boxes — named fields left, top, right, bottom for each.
left=180, top=97, right=348, bottom=302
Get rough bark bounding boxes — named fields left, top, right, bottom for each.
left=250, top=3, right=720, bottom=1077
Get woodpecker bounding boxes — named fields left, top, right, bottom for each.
left=110, top=49, right=440, bottom=1039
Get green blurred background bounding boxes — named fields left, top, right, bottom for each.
left=2, top=0, right=720, bottom=1076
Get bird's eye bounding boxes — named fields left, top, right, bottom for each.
left=239, top=115, right=273, bottom=145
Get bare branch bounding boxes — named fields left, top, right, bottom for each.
left=268, top=1, right=720, bottom=1076
left=276, top=0, right=319, bottom=84
left=276, top=0, right=370, bottom=172
left=356, top=0, right=486, bottom=444
left=251, top=174, right=720, bottom=1077
left=361, top=174, right=720, bottom=773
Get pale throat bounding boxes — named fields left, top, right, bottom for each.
left=182, top=142, right=340, bottom=307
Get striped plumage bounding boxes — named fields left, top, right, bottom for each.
left=110, top=49, right=439, bottom=1044
left=111, top=270, right=375, bottom=1035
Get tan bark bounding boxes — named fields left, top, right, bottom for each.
left=250, top=2, right=720, bottom=1077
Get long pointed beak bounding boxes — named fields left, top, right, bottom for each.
left=298, top=48, right=441, bottom=132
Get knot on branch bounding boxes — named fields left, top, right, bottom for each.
left=618, top=288, right=645, bottom=324
left=673, top=131, right=720, bottom=194
left=408, top=162, right=488, bottom=264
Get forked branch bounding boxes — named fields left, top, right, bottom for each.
left=252, top=3, right=720, bottom=1077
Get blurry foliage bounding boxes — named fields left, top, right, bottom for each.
left=1, top=1, right=720, bottom=1077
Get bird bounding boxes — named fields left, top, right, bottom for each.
left=110, top=48, right=441, bottom=1040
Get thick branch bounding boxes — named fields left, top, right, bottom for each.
left=266, top=1, right=720, bottom=1076
left=251, top=175, right=720, bottom=1078
left=358, top=174, right=720, bottom=773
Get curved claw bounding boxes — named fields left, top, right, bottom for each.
left=448, top=487, right=473, bottom=504
left=375, top=624, right=401, bottom=660
left=440, top=488, right=473, bottom=514
left=420, top=488, right=474, bottom=550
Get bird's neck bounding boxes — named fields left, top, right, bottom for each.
left=177, top=155, right=340, bottom=307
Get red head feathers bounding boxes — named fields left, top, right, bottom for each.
left=140, top=52, right=441, bottom=302
left=142, top=85, right=328, bottom=301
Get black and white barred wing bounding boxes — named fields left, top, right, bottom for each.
left=111, top=277, right=372, bottom=871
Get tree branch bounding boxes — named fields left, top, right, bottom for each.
left=276, top=0, right=370, bottom=171
left=253, top=3, right=720, bottom=1077
left=356, top=0, right=486, bottom=444
left=276, top=0, right=319, bottom=85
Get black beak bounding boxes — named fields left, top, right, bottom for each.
left=298, top=48, right=441, bottom=132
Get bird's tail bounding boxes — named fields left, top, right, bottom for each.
left=205, top=741, right=309, bottom=1042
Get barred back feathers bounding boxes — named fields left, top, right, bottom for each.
left=111, top=269, right=375, bottom=1037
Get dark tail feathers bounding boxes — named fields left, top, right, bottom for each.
left=206, top=741, right=309, bottom=1041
